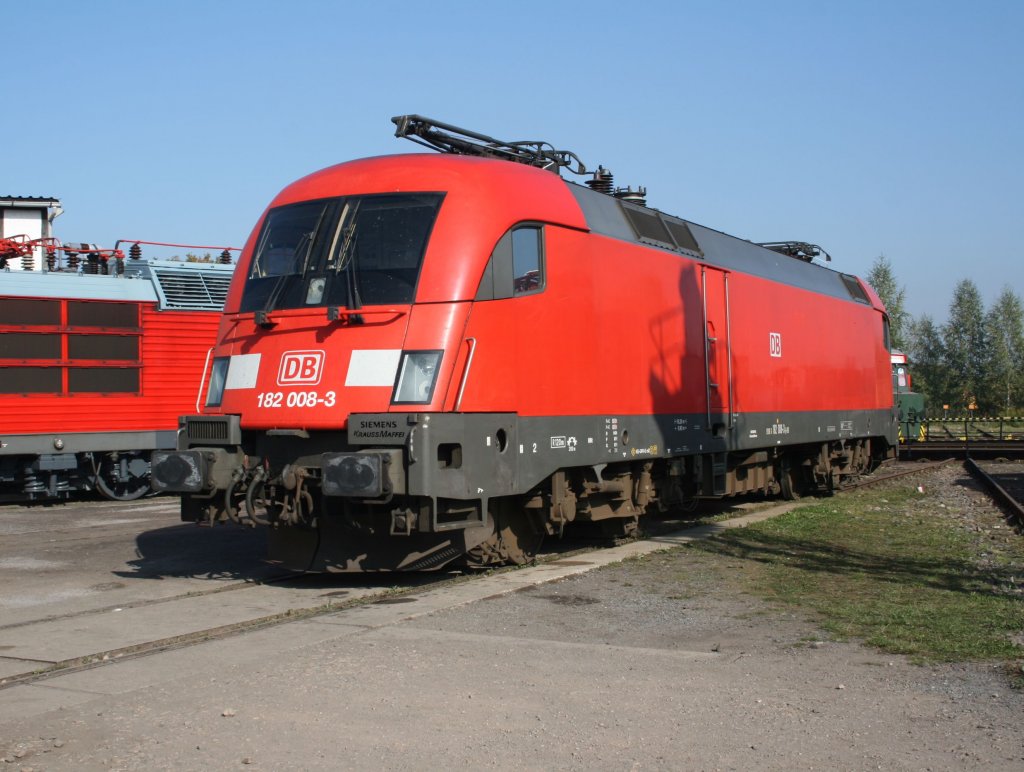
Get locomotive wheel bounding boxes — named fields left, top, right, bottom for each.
left=465, top=499, right=543, bottom=568
left=779, top=458, right=802, bottom=501
left=599, top=515, right=641, bottom=542
left=94, top=453, right=152, bottom=501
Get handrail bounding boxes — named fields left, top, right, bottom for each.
left=455, top=337, right=477, bottom=412
left=196, top=347, right=214, bottom=413
left=228, top=307, right=408, bottom=323
left=724, top=271, right=733, bottom=430
left=701, top=268, right=711, bottom=427
left=115, top=238, right=242, bottom=253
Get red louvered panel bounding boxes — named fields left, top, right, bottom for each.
left=3, top=306, right=221, bottom=435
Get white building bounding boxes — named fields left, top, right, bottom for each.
left=0, top=196, right=63, bottom=271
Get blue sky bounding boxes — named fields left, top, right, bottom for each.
left=5, top=1, right=1021, bottom=323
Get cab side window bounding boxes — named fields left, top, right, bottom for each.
left=475, top=224, right=545, bottom=301
left=512, top=226, right=543, bottom=295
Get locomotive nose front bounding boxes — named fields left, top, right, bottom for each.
left=153, top=188, right=464, bottom=520
left=212, top=190, right=448, bottom=427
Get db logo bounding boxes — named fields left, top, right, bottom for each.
left=769, top=332, right=783, bottom=358
left=278, top=350, right=325, bottom=385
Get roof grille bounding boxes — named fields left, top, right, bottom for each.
left=151, top=266, right=232, bottom=310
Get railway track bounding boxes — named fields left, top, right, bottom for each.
left=898, top=439, right=1024, bottom=460
left=965, top=459, right=1024, bottom=527
left=901, top=418, right=1024, bottom=461
left=0, top=460, right=951, bottom=692
left=0, top=501, right=454, bottom=691
left=848, top=458, right=951, bottom=489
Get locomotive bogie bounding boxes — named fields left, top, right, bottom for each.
left=0, top=446, right=157, bottom=501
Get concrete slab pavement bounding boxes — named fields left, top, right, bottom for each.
left=0, top=502, right=803, bottom=719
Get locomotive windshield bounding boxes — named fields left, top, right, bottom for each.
left=240, top=193, right=443, bottom=313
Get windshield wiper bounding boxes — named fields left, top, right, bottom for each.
left=336, top=210, right=364, bottom=324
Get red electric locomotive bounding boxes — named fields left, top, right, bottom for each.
left=152, top=115, right=897, bottom=570
left=1, top=250, right=235, bottom=500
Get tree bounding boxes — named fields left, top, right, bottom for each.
left=983, top=286, right=1024, bottom=413
left=906, top=314, right=945, bottom=412
left=942, top=279, right=987, bottom=411
left=866, top=255, right=909, bottom=350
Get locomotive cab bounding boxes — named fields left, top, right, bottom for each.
left=152, top=154, right=590, bottom=570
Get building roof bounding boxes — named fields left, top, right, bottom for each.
left=0, top=196, right=61, bottom=207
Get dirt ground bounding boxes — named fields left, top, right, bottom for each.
left=2, top=464, right=1023, bottom=770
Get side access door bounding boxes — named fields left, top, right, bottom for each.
left=701, top=265, right=733, bottom=436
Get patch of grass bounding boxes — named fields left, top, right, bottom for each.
left=690, top=486, right=1024, bottom=666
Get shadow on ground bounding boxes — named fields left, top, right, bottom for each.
left=112, top=522, right=465, bottom=595
left=113, top=522, right=275, bottom=582
left=696, top=526, right=1017, bottom=598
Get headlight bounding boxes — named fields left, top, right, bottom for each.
left=392, top=350, right=442, bottom=404
left=206, top=357, right=229, bottom=407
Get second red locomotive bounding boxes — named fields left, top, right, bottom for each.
left=152, top=115, right=897, bottom=570
left=0, top=243, right=235, bottom=500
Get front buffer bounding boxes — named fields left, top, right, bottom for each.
left=152, top=412, right=529, bottom=572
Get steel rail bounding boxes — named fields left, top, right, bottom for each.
left=965, top=458, right=1024, bottom=527
left=899, top=440, right=1024, bottom=460
left=841, top=459, right=952, bottom=491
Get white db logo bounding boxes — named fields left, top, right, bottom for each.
left=769, top=332, right=782, bottom=358
left=278, top=350, right=325, bottom=385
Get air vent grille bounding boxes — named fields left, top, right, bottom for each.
left=185, top=416, right=231, bottom=442
left=152, top=267, right=232, bottom=310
